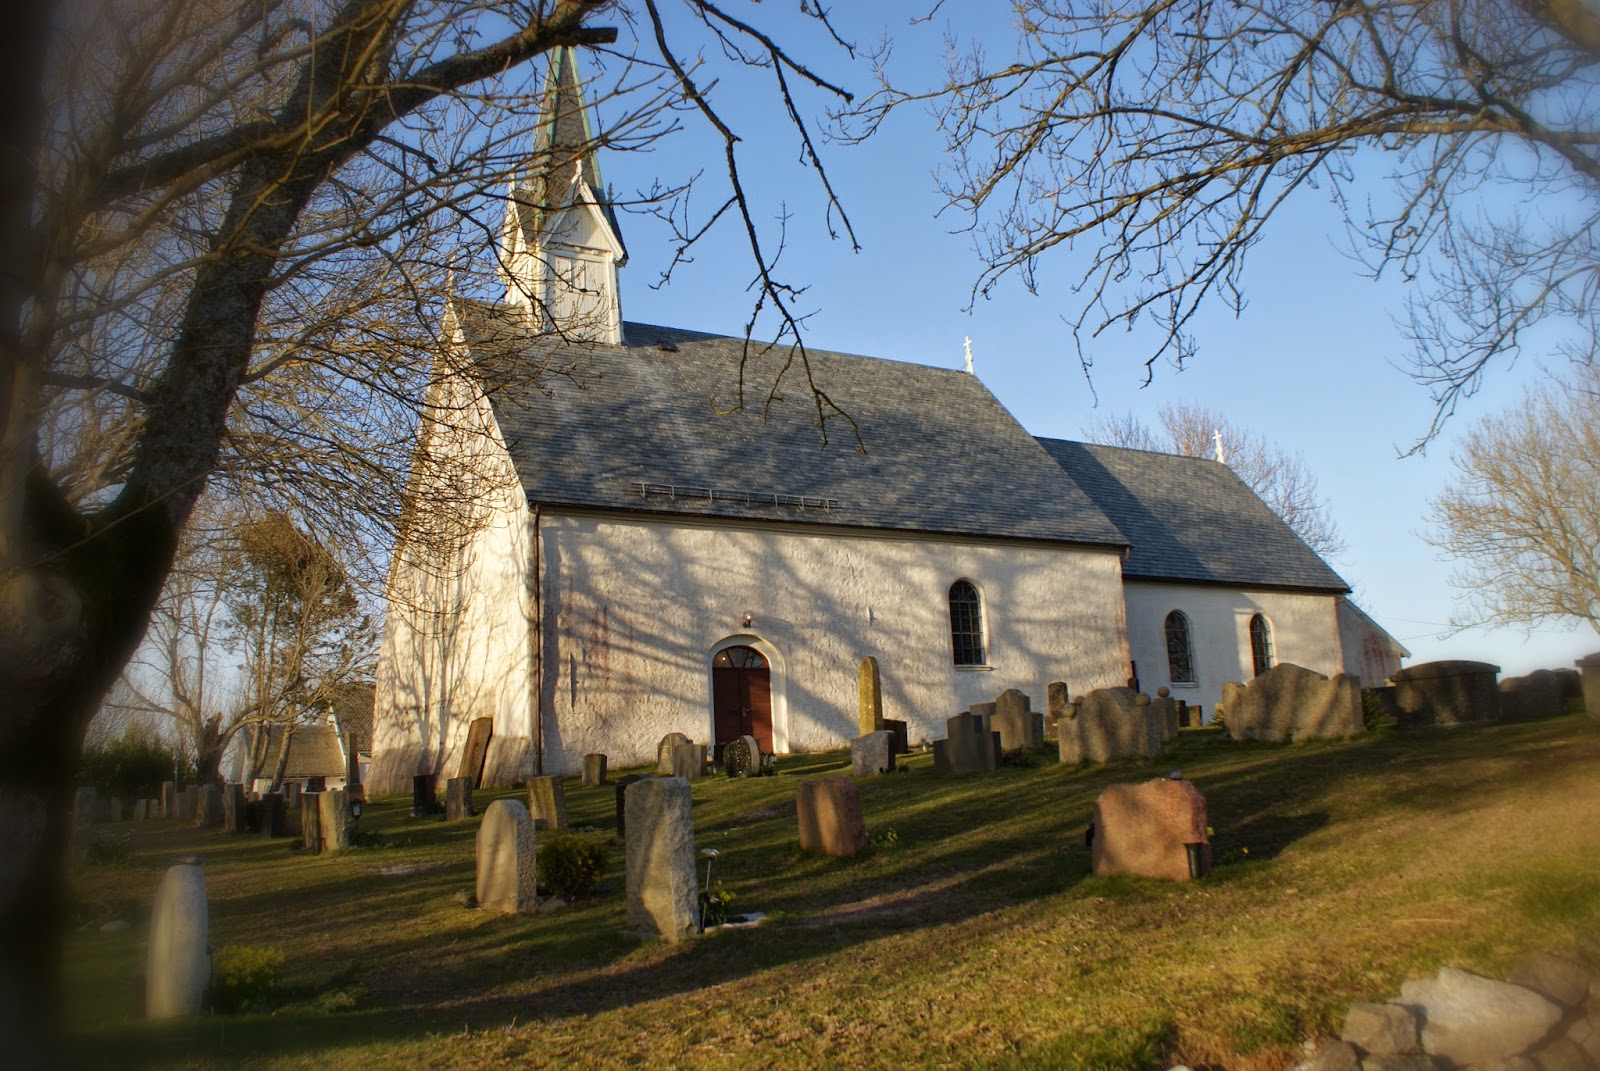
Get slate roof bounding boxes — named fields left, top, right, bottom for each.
left=1035, top=438, right=1349, bottom=593
left=454, top=308, right=1128, bottom=548
left=258, top=724, right=348, bottom=780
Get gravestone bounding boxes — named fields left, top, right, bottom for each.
left=343, top=730, right=362, bottom=796
left=881, top=718, right=910, bottom=755
left=527, top=775, right=567, bottom=830
left=723, top=735, right=761, bottom=778
left=1576, top=652, right=1600, bottom=718
left=624, top=777, right=699, bottom=940
left=858, top=655, right=884, bottom=735
left=160, top=781, right=177, bottom=819
left=1221, top=663, right=1364, bottom=742
left=284, top=782, right=302, bottom=810
left=304, top=776, right=326, bottom=793
left=582, top=753, right=608, bottom=786
left=110, top=797, right=123, bottom=823
left=259, top=792, right=285, bottom=838
left=656, top=732, right=691, bottom=774
left=318, top=788, right=351, bottom=852
left=196, top=784, right=223, bottom=829
left=1091, top=778, right=1211, bottom=882
left=300, top=791, right=323, bottom=851
left=222, top=783, right=248, bottom=834
left=411, top=773, right=437, bottom=817
left=1057, top=688, right=1155, bottom=764
left=968, top=701, right=997, bottom=734
left=1498, top=670, right=1565, bottom=721
left=178, top=785, right=199, bottom=821
left=73, top=786, right=96, bottom=827
left=669, top=742, right=706, bottom=780
left=796, top=778, right=869, bottom=857
left=445, top=777, right=474, bottom=821
left=614, top=773, right=645, bottom=838
left=933, top=711, right=999, bottom=774
left=146, top=859, right=208, bottom=1018
left=1176, top=700, right=1192, bottom=728
left=1150, top=688, right=1180, bottom=743
left=1391, top=660, right=1501, bottom=727
left=993, top=688, right=1043, bottom=750
left=476, top=799, right=538, bottom=914
left=133, top=799, right=148, bottom=821
left=1046, top=681, right=1071, bottom=740
left=850, top=730, right=895, bottom=776
left=458, top=716, right=494, bottom=788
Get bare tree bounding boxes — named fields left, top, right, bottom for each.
left=1086, top=403, right=1347, bottom=559
left=2, top=1, right=864, bottom=1057
left=1426, top=362, right=1600, bottom=635
left=850, top=1, right=1600, bottom=447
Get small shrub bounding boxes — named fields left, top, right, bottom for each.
left=85, top=830, right=131, bottom=865
left=1361, top=689, right=1392, bottom=731
left=210, top=945, right=286, bottom=1014
left=537, top=831, right=609, bottom=900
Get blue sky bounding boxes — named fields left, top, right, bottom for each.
left=567, top=4, right=1597, bottom=677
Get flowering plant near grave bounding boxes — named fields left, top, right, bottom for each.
left=700, top=881, right=735, bottom=927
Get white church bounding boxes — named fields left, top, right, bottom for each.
left=366, top=50, right=1403, bottom=794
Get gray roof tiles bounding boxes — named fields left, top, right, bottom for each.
left=456, top=309, right=1128, bottom=548
left=1035, top=438, right=1349, bottom=593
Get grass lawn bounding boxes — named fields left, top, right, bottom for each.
left=63, top=714, right=1600, bottom=1070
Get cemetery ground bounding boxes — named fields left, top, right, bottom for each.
left=64, top=714, right=1600, bottom=1071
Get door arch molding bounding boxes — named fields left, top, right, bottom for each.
left=706, top=634, right=789, bottom=754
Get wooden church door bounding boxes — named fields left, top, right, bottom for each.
left=712, top=646, right=773, bottom=754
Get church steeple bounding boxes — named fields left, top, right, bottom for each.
left=499, top=47, right=626, bottom=344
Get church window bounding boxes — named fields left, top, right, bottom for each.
left=1165, top=611, right=1195, bottom=684
left=1249, top=614, right=1274, bottom=677
left=948, top=580, right=987, bottom=666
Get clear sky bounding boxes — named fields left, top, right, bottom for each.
left=566, top=4, right=1598, bottom=678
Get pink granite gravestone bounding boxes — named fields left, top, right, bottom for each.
left=1091, top=778, right=1210, bottom=882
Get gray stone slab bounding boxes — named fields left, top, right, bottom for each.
left=850, top=731, right=895, bottom=776
left=624, top=777, right=699, bottom=941
left=476, top=799, right=538, bottom=914
left=582, top=753, right=608, bottom=786
left=527, top=775, right=567, bottom=829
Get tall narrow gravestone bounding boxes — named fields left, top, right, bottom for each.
left=858, top=655, right=884, bottom=736
left=301, top=791, right=323, bottom=851
left=582, top=753, right=608, bottom=786
left=445, top=777, right=474, bottom=821
left=222, top=783, right=247, bottom=834
left=196, top=784, right=223, bottom=829
left=624, top=778, right=699, bottom=941
left=476, top=799, right=538, bottom=914
left=318, top=789, right=351, bottom=852
left=160, top=781, right=177, bottom=819
left=458, top=716, right=494, bottom=788
left=527, top=776, right=566, bottom=829
left=146, top=860, right=208, bottom=1018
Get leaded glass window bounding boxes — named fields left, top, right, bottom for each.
left=1165, top=610, right=1195, bottom=684
left=949, top=580, right=986, bottom=666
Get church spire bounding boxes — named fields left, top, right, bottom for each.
left=499, top=46, right=626, bottom=343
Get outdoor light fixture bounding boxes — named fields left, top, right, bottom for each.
left=350, top=797, right=364, bottom=820
left=741, top=611, right=755, bottom=628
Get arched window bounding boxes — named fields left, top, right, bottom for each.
left=1249, top=614, right=1275, bottom=677
left=948, top=580, right=987, bottom=666
left=1165, top=610, right=1195, bottom=684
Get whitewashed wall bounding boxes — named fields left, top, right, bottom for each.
left=1123, top=582, right=1345, bottom=721
left=368, top=372, right=537, bottom=794
left=537, top=511, right=1130, bottom=773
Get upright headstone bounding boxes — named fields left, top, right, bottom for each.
left=1220, top=664, right=1364, bottom=742
left=259, top=792, right=286, bottom=838
left=1091, top=778, right=1211, bottom=882
left=670, top=742, right=705, bottom=780
left=411, top=773, right=437, bottom=817
left=445, top=777, right=474, bottom=821
left=614, top=773, right=645, bottom=838
left=1391, top=660, right=1502, bottom=727
left=1576, top=652, right=1600, bottom=718
left=110, top=797, right=124, bottom=823
left=318, top=788, right=351, bottom=852
left=858, top=655, right=884, bottom=736
left=146, top=860, right=208, bottom=1018
left=624, top=777, right=699, bottom=941
left=796, top=778, right=869, bottom=857
left=656, top=732, right=691, bottom=775
left=850, top=730, right=895, bottom=776
left=582, top=753, right=608, bottom=786
left=70, top=787, right=97, bottom=862
left=1046, top=681, right=1071, bottom=739
left=881, top=718, right=910, bottom=755
left=476, top=799, right=538, bottom=914
left=222, top=783, right=248, bottom=834
left=458, top=716, right=494, bottom=788
left=933, top=711, right=999, bottom=774
left=160, top=781, right=177, bottom=819
left=1057, top=688, right=1156, bottom=764
left=527, top=775, right=567, bottom=830
left=1150, top=688, right=1180, bottom=743
left=284, top=781, right=302, bottom=810
left=723, top=735, right=760, bottom=778
left=195, top=784, right=223, bottom=829
left=993, top=688, right=1043, bottom=750
left=178, top=785, right=199, bottom=821
left=133, top=799, right=148, bottom=821
left=300, top=790, right=323, bottom=852
left=343, top=730, right=363, bottom=797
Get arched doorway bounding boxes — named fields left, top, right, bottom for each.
left=712, top=645, right=773, bottom=754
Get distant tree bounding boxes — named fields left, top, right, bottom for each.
left=1426, top=364, right=1600, bottom=635
left=852, top=1, right=1600, bottom=445
left=1086, top=403, right=1347, bottom=560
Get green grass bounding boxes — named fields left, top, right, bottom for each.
left=62, top=714, right=1600, bottom=1070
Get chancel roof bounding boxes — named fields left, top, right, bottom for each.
left=1035, top=438, right=1349, bottom=593
left=453, top=308, right=1128, bottom=548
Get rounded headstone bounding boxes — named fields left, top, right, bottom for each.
left=146, top=861, right=209, bottom=1018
